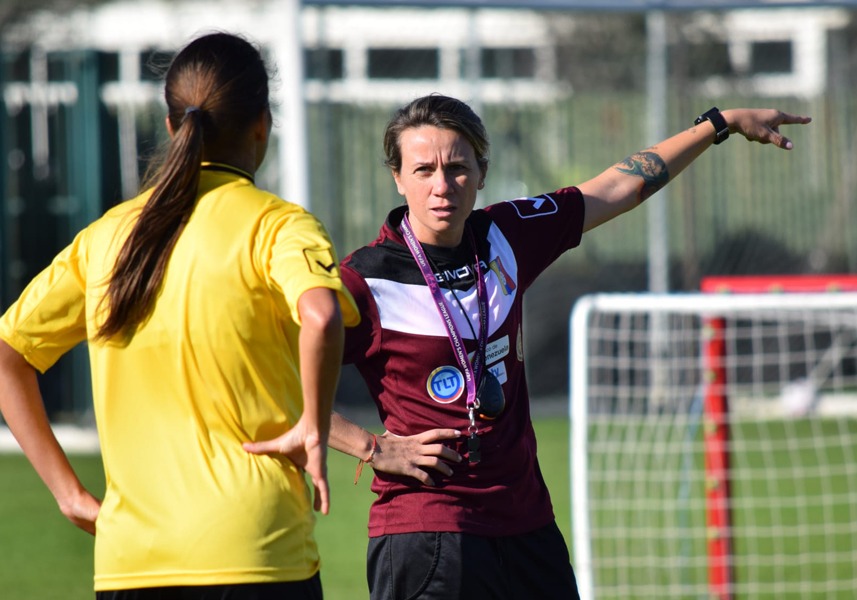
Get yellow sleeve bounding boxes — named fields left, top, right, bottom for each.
left=0, top=229, right=89, bottom=372
left=260, top=205, right=360, bottom=328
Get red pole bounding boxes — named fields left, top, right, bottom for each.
left=699, top=273, right=857, bottom=599
left=702, top=316, right=733, bottom=600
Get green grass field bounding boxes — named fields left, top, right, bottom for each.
left=0, top=418, right=571, bottom=600
left=584, top=416, right=857, bottom=600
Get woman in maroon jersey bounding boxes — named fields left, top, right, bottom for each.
left=247, top=94, right=810, bottom=599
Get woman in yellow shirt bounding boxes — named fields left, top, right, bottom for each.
left=0, top=32, right=358, bottom=600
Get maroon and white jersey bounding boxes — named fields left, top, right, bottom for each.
left=341, top=187, right=585, bottom=537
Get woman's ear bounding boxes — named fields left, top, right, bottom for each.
left=252, top=108, right=274, bottom=170
left=392, top=170, right=405, bottom=196
left=165, top=116, right=176, bottom=139
left=253, top=108, right=272, bottom=142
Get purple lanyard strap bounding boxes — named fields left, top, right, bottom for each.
left=400, top=214, right=489, bottom=417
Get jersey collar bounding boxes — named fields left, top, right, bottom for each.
left=201, top=161, right=254, bottom=184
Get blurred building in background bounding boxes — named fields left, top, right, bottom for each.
left=2, top=0, right=856, bottom=419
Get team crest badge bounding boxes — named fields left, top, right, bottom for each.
left=489, top=257, right=516, bottom=295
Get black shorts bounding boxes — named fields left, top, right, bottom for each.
left=366, top=521, right=579, bottom=600
left=95, top=574, right=323, bottom=600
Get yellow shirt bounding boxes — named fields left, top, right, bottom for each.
left=0, top=165, right=359, bottom=590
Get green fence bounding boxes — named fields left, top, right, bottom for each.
left=2, top=7, right=857, bottom=418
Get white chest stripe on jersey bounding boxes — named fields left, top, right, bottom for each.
left=368, top=279, right=447, bottom=336
left=368, top=223, right=519, bottom=337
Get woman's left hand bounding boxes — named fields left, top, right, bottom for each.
left=243, top=420, right=331, bottom=515
left=59, top=488, right=101, bottom=535
left=723, top=108, right=812, bottom=150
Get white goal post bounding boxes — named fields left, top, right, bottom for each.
left=568, top=291, right=857, bottom=600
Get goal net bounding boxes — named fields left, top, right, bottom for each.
left=568, top=286, right=857, bottom=600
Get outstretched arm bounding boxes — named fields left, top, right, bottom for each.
left=329, top=412, right=462, bottom=487
left=0, top=340, right=101, bottom=534
left=243, top=287, right=344, bottom=515
left=578, top=108, right=812, bottom=232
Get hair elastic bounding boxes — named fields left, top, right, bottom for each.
left=184, top=105, right=201, bottom=116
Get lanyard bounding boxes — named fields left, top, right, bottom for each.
left=400, top=214, right=489, bottom=416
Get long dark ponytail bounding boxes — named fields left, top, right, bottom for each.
left=96, top=32, right=270, bottom=340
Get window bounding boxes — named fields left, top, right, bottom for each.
left=750, top=40, right=793, bottom=74
left=47, top=54, right=67, bottom=81
left=480, top=47, right=536, bottom=79
left=304, top=48, right=344, bottom=80
left=677, top=41, right=733, bottom=79
left=98, top=52, right=119, bottom=82
left=368, top=48, right=438, bottom=79
left=6, top=50, right=30, bottom=81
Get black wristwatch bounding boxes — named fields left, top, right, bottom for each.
left=694, top=107, right=729, bottom=145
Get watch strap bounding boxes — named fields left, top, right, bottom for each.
left=694, top=107, right=729, bottom=145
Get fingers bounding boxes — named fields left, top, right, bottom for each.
left=403, top=452, right=462, bottom=485
left=778, top=112, right=812, bottom=126
left=771, top=111, right=811, bottom=150
left=414, top=428, right=462, bottom=443
left=368, top=429, right=465, bottom=487
left=67, top=494, right=101, bottom=536
left=71, top=517, right=97, bottom=536
left=242, top=440, right=279, bottom=455
left=242, top=433, right=331, bottom=517
left=777, top=135, right=794, bottom=151
left=418, top=454, right=456, bottom=477
left=436, top=443, right=462, bottom=464
left=313, top=477, right=330, bottom=515
left=731, top=108, right=810, bottom=150
left=419, top=444, right=461, bottom=473
left=769, top=112, right=810, bottom=150
left=406, top=468, right=437, bottom=487
left=405, top=443, right=462, bottom=480
left=405, top=438, right=463, bottom=469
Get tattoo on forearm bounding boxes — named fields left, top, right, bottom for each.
left=614, top=151, right=670, bottom=203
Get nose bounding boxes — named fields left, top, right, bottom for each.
left=431, top=169, right=452, bottom=196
